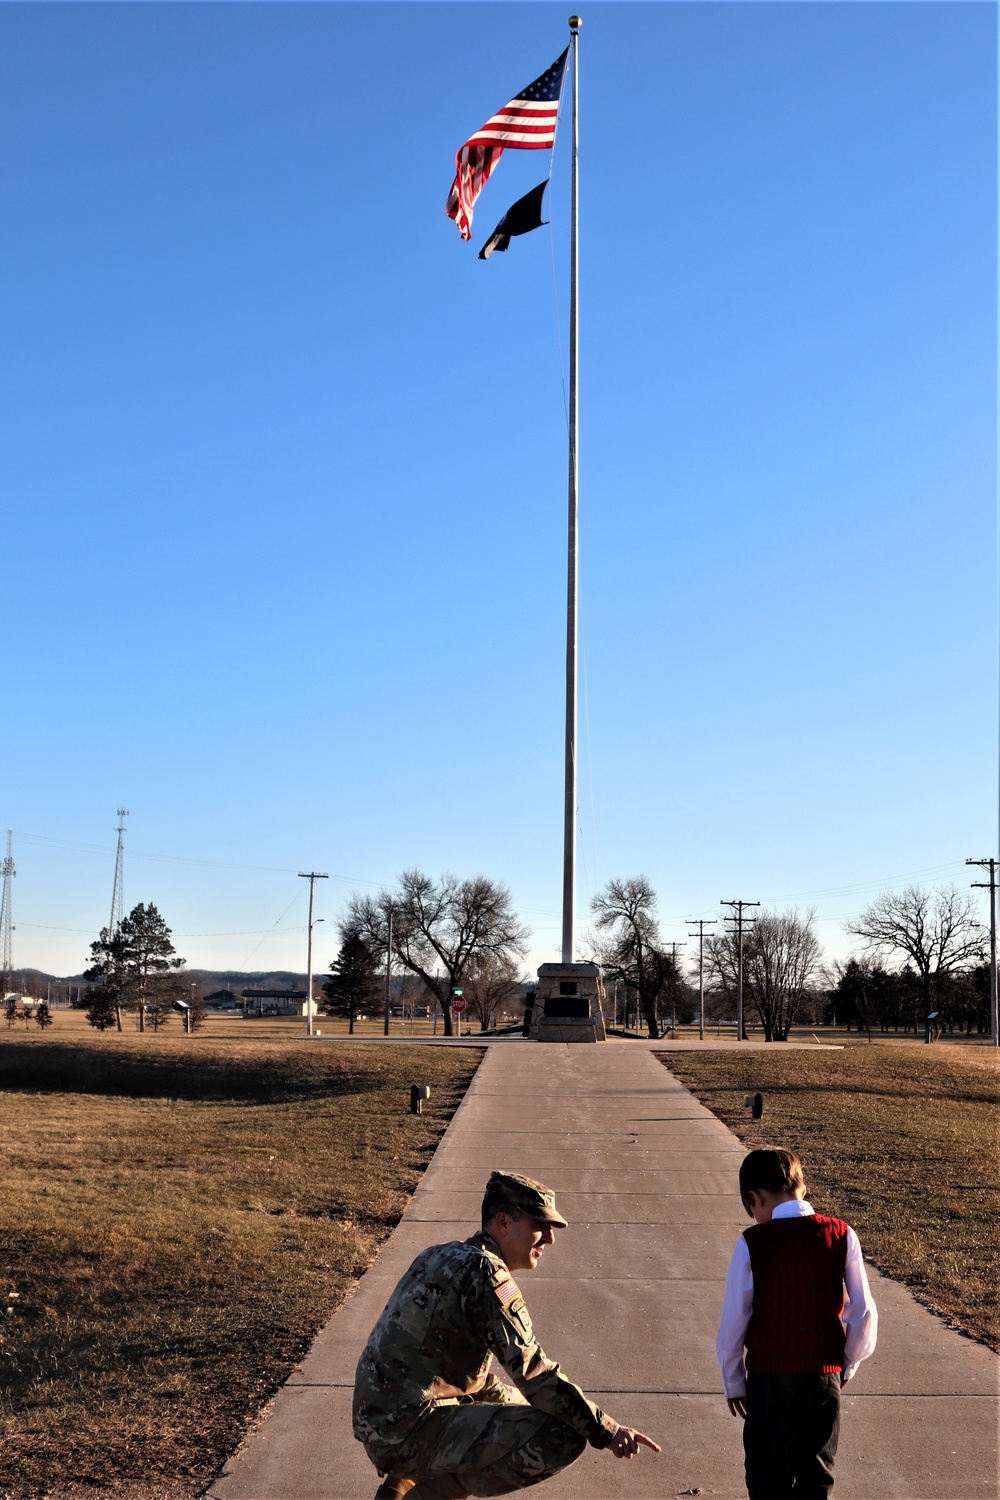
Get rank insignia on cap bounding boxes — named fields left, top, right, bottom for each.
left=494, top=1278, right=521, bottom=1306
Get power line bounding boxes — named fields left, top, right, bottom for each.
left=235, top=891, right=308, bottom=972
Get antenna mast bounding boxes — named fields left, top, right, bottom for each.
left=0, top=831, right=14, bottom=996
left=109, top=808, right=129, bottom=936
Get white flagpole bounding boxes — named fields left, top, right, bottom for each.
left=561, top=16, right=581, bottom=965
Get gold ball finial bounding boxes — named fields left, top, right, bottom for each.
left=569, top=15, right=582, bottom=29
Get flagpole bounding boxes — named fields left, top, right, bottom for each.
left=561, top=15, right=581, bottom=965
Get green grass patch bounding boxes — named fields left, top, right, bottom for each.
left=661, top=1045, right=999, bottom=1352
left=0, top=1034, right=481, bottom=1498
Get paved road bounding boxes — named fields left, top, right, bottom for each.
left=208, top=1043, right=998, bottom=1500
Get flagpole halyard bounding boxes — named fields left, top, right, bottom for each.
left=561, top=15, right=580, bottom=965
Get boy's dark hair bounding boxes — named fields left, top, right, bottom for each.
left=738, top=1148, right=805, bottom=1216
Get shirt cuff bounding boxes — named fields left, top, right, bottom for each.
left=590, top=1410, right=620, bottom=1448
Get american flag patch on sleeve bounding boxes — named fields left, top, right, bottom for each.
left=494, top=1278, right=521, bottom=1306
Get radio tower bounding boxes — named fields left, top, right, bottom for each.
left=0, top=831, right=15, bottom=998
left=109, top=808, right=129, bottom=936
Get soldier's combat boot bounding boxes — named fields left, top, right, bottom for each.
left=373, top=1478, right=416, bottom=1499
left=407, top=1478, right=469, bottom=1499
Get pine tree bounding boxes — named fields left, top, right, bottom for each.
left=324, top=928, right=381, bottom=1034
left=85, top=903, right=185, bottom=1033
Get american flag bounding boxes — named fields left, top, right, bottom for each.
left=446, top=49, right=568, bottom=242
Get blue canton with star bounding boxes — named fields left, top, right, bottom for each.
left=515, top=49, right=569, bottom=103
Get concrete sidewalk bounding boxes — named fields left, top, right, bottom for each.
left=208, top=1045, right=998, bottom=1500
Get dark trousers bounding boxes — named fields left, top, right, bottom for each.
left=743, top=1374, right=841, bottom=1500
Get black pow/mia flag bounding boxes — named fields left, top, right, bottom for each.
left=479, top=181, right=549, bottom=261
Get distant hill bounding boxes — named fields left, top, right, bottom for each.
left=10, top=968, right=310, bottom=998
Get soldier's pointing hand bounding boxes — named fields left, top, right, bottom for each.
left=610, top=1425, right=661, bottom=1459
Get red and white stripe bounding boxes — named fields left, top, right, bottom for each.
left=446, top=143, right=500, bottom=242
left=446, top=101, right=560, bottom=241
left=467, top=99, right=561, bottom=149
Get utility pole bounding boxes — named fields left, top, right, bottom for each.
left=687, top=918, right=717, bottom=1041
left=0, top=831, right=14, bottom=998
left=298, top=872, right=328, bottom=1038
left=666, top=942, right=686, bottom=1034
left=721, top=899, right=760, bottom=1041
left=967, top=858, right=998, bottom=1047
left=383, top=907, right=394, bottom=1037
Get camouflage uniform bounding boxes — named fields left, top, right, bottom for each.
left=353, top=1229, right=619, bottom=1496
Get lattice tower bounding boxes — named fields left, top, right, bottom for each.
left=0, top=830, right=14, bottom=996
left=109, top=808, right=129, bottom=936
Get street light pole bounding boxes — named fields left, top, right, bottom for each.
left=298, top=872, right=328, bottom=1038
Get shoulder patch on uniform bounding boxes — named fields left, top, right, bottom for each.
left=494, top=1277, right=521, bottom=1306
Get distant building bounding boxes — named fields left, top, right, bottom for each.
left=203, top=989, right=242, bottom=1011
left=240, top=987, right=316, bottom=1017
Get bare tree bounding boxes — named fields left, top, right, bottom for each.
left=464, top=951, right=523, bottom=1033
left=345, top=870, right=529, bottom=1037
left=845, top=885, right=984, bottom=1016
left=589, top=877, right=674, bottom=1040
left=708, top=908, right=821, bottom=1042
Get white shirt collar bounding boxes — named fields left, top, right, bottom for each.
left=772, top=1199, right=815, bottom=1220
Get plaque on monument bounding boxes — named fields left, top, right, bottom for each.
left=529, top=962, right=606, bottom=1043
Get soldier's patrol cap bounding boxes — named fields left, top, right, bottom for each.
left=482, top=1170, right=568, bottom=1228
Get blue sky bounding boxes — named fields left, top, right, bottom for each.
left=1, top=2, right=995, bottom=979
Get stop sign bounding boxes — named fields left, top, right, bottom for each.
left=451, top=997, right=467, bottom=1012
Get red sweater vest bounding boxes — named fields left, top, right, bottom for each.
left=744, top=1214, right=849, bottom=1376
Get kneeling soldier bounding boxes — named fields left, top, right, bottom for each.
left=353, top=1171, right=660, bottom=1499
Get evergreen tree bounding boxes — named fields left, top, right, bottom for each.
left=85, top=903, right=185, bottom=1033
left=324, top=927, right=381, bottom=1034
left=85, top=983, right=122, bottom=1031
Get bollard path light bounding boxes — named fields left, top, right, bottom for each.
left=410, top=1084, right=432, bottom=1116
left=744, top=1092, right=764, bottom=1120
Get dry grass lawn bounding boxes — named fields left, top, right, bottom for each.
left=662, top=1043, right=999, bottom=1352
left=0, top=1032, right=481, bottom=1499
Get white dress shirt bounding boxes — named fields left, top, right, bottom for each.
left=715, top=1200, right=878, bottom=1399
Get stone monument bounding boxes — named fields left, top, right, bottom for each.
left=529, top=961, right=606, bottom=1043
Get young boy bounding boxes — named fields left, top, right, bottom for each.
left=716, top=1149, right=878, bottom=1499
